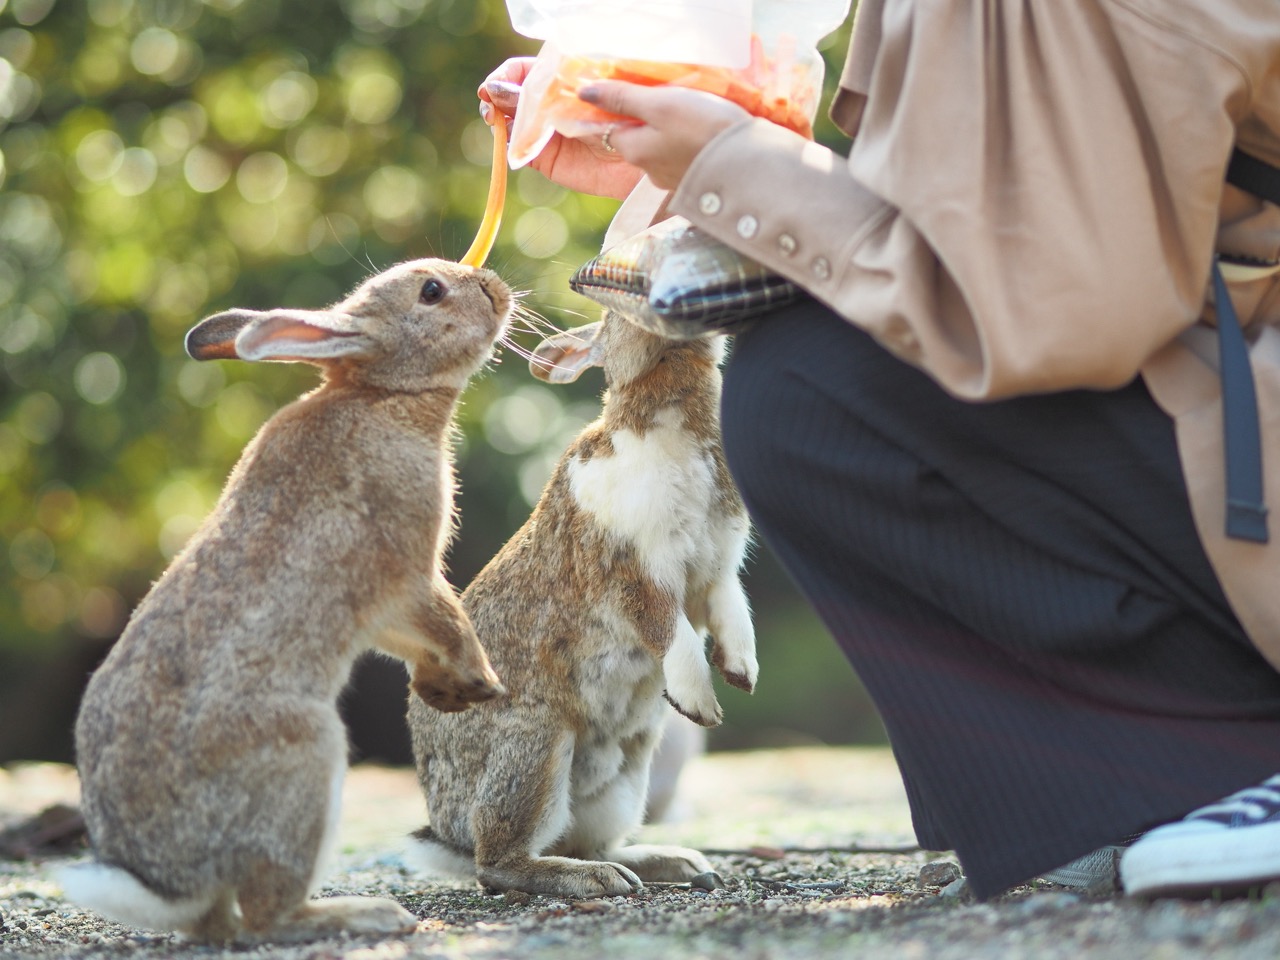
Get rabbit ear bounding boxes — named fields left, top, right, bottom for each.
left=529, top=322, right=603, bottom=384
left=234, top=310, right=371, bottom=363
left=186, top=309, right=264, bottom=361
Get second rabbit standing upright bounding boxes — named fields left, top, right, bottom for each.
left=406, top=313, right=757, bottom=897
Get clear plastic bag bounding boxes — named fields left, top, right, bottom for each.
left=506, top=0, right=754, bottom=67
left=505, top=0, right=852, bottom=168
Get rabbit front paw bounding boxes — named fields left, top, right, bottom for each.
left=711, top=640, right=758, bottom=694
left=411, top=660, right=505, bottom=713
left=662, top=618, right=723, bottom=727
left=709, top=581, right=757, bottom=693
left=662, top=689, right=723, bottom=728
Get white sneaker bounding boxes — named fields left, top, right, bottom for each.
left=1120, top=774, right=1280, bottom=897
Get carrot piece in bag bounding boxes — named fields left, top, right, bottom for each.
left=507, top=38, right=817, bottom=169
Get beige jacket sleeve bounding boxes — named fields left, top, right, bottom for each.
left=669, top=0, right=1280, bottom=401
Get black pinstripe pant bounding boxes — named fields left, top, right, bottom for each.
left=721, top=300, right=1280, bottom=898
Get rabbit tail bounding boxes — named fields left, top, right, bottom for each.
left=56, top=860, right=220, bottom=933
left=402, top=826, right=476, bottom=881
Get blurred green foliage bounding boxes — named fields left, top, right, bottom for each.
left=0, top=0, right=883, bottom=761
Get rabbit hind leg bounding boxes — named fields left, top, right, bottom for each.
left=232, top=855, right=315, bottom=938
left=185, top=888, right=239, bottom=943
left=270, top=896, right=417, bottom=941
left=235, top=860, right=416, bottom=942
left=571, top=739, right=710, bottom=883
left=472, top=732, right=643, bottom=898
left=233, top=741, right=358, bottom=939
left=605, top=843, right=714, bottom=882
left=478, top=854, right=643, bottom=898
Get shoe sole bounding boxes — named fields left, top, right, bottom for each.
left=1120, top=821, right=1280, bottom=898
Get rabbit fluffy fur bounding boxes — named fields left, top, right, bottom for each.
left=59, top=259, right=510, bottom=942
left=406, top=314, right=757, bottom=898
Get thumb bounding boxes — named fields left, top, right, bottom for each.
left=578, top=80, right=653, bottom=123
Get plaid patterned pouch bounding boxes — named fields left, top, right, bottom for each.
left=569, top=216, right=809, bottom=339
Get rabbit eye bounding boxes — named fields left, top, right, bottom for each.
left=419, top=279, right=446, bottom=305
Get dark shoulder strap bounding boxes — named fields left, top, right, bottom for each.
left=1215, top=147, right=1278, bottom=543
left=1227, top=148, right=1280, bottom=207
left=1214, top=261, right=1269, bottom=543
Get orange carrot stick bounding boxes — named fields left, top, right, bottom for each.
left=460, top=110, right=508, bottom=267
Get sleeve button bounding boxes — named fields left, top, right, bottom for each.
left=736, top=214, right=759, bottom=239
left=778, top=233, right=798, bottom=256
left=811, top=257, right=831, bottom=281
left=698, top=192, right=723, bottom=215
left=886, top=321, right=920, bottom=358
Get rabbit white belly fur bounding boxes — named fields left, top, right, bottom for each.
left=569, top=409, right=756, bottom=710
left=568, top=407, right=716, bottom=590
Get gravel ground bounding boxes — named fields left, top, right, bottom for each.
left=3, top=747, right=1279, bottom=960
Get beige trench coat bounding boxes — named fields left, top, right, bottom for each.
left=607, top=1, right=1280, bottom=668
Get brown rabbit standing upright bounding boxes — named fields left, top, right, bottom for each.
left=406, top=313, right=757, bottom=898
left=58, top=259, right=510, bottom=942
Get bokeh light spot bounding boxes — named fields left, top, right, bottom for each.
left=514, top=207, right=570, bottom=259
left=130, top=27, right=181, bottom=77
left=79, top=586, right=127, bottom=639
left=36, top=484, right=83, bottom=538
left=10, top=527, right=55, bottom=579
left=183, top=144, right=231, bottom=193
left=0, top=28, right=37, bottom=71
left=1, top=309, right=53, bottom=354
left=215, top=381, right=272, bottom=440
left=363, top=165, right=429, bottom=223
left=206, top=76, right=263, bottom=144
left=86, top=0, right=132, bottom=28
left=95, top=242, right=156, bottom=304
left=111, top=146, right=158, bottom=196
left=0, top=423, right=24, bottom=473
left=307, top=211, right=361, bottom=265
left=74, top=351, right=126, bottom=405
left=236, top=151, right=288, bottom=203
left=262, top=71, right=317, bottom=128
left=22, top=575, right=81, bottom=631
left=74, top=128, right=125, bottom=182
left=14, top=391, right=62, bottom=444
left=290, top=125, right=350, bottom=177
left=159, top=514, right=202, bottom=559
left=176, top=358, right=226, bottom=407
left=482, top=384, right=564, bottom=455
left=10, top=0, right=55, bottom=26
left=344, top=71, right=402, bottom=124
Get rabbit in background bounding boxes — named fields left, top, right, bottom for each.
left=406, top=313, right=757, bottom=898
left=58, top=259, right=511, bottom=943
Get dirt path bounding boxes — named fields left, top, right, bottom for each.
left=3, top=747, right=1279, bottom=959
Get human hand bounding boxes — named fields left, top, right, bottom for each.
left=478, top=58, right=645, bottom=200
left=576, top=81, right=752, bottom=190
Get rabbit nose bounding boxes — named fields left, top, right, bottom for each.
left=478, top=275, right=510, bottom=313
